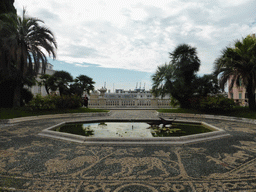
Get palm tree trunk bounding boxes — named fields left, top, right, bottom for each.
left=13, top=84, right=21, bottom=107
left=12, top=48, right=25, bottom=108
left=246, top=81, right=256, bottom=110
left=248, top=92, right=256, bottom=110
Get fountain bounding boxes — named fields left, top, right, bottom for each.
left=39, top=117, right=230, bottom=145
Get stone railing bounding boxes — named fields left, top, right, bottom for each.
left=88, top=98, right=172, bottom=109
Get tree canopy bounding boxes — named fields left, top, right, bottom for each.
left=46, top=71, right=95, bottom=96
left=48, top=71, right=73, bottom=96
left=214, top=34, right=256, bottom=110
left=0, top=0, right=16, bottom=15
left=0, top=9, right=57, bottom=107
left=152, top=44, right=201, bottom=108
left=70, top=75, right=95, bottom=97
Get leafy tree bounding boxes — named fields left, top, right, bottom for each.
left=48, top=71, right=73, bottom=96
left=0, top=9, right=57, bottom=107
left=70, top=75, right=95, bottom=96
left=214, top=35, right=256, bottom=110
left=195, top=74, right=221, bottom=97
left=0, top=0, right=16, bottom=15
left=152, top=44, right=200, bottom=108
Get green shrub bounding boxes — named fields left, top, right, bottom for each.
left=53, top=95, right=82, bottom=109
left=170, top=97, right=179, bottom=107
left=188, top=96, right=201, bottom=109
left=42, top=95, right=56, bottom=110
left=28, top=94, right=82, bottom=110
left=28, top=94, right=55, bottom=110
left=199, top=95, right=235, bottom=112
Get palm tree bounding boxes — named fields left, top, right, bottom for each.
left=152, top=44, right=200, bottom=108
left=214, top=35, right=256, bottom=110
left=72, top=75, right=95, bottom=96
left=152, top=63, right=172, bottom=98
left=170, top=44, right=200, bottom=84
left=0, top=9, right=57, bottom=107
left=48, top=71, right=73, bottom=96
left=0, top=0, right=16, bottom=15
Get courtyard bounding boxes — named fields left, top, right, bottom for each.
left=1, top=110, right=256, bottom=191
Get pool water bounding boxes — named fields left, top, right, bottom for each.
left=54, top=122, right=212, bottom=138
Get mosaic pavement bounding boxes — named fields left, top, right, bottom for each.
left=0, top=110, right=256, bottom=191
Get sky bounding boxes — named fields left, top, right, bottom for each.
left=14, top=0, right=256, bottom=91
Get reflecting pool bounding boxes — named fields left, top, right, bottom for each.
left=55, top=122, right=212, bottom=138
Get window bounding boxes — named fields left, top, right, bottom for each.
left=239, top=78, right=242, bottom=87
left=230, top=93, right=233, bottom=99
left=239, top=93, right=242, bottom=99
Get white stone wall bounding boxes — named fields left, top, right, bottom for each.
left=27, top=63, right=55, bottom=97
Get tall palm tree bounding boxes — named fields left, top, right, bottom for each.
left=70, top=75, right=95, bottom=97
left=170, top=44, right=200, bottom=83
left=152, top=63, right=172, bottom=98
left=48, top=71, right=73, bottom=96
left=0, top=9, right=57, bottom=107
left=214, top=35, right=256, bottom=110
left=152, top=44, right=200, bottom=108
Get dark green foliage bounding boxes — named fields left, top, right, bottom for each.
left=188, top=97, right=201, bottom=109
left=0, top=65, right=36, bottom=108
left=0, top=107, right=108, bottom=119
left=53, top=95, right=82, bottom=109
left=195, top=75, right=221, bottom=97
left=0, top=82, right=14, bottom=107
left=152, top=44, right=201, bottom=108
left=48, top=71, right=73, bottom=96
left=27, top=94, right=83, bottom=110
left=0, top=0, right=16, bottom=15
left=70, top=75, right=95, bottom=96
left=70, top=83, right=83, bottom=96
left=214, top=35, right=256, bottom=110
left=169, top=44, right=200, bottom=82
left=21, top=88, right=33, bottom=106
left=0, top=9, right=57, bottom=107
left=199, top=95, right=235, bottom=112
left=152, top=44, right=224, bottom=109
left=168, top=44, right=200, bottom=108
left=27, top=94, right=56, bottom=110
left=45, top=72, right=95, bottom=97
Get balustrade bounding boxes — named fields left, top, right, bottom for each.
left=88, top=98, right=171, bottom=108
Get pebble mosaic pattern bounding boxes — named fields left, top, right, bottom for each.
left=0, top=110, right=256, bottom=191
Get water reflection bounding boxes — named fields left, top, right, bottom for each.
left=151, top=124, right=211, bottom=137
left=55, top=122, right=212, bottom=138
left=56, top=123, right=94, bottom=136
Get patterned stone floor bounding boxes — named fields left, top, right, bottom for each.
left=0, top=110, right=256, bottom=191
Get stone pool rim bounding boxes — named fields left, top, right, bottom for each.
left=38, top=118, right=230, bottom=145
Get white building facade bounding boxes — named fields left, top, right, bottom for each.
left=88, top=86, right=172, bottom=109
left=28, top=63, right=55, bottom=96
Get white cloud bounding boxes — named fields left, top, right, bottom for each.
left=218, top=0, right=253, bottom=7
left=14, top=0, right=256, bottom=76
left=75, top=64, right=89, bottom=67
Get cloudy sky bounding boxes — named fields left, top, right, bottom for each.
left=14, top=0, right=256, bottom=90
